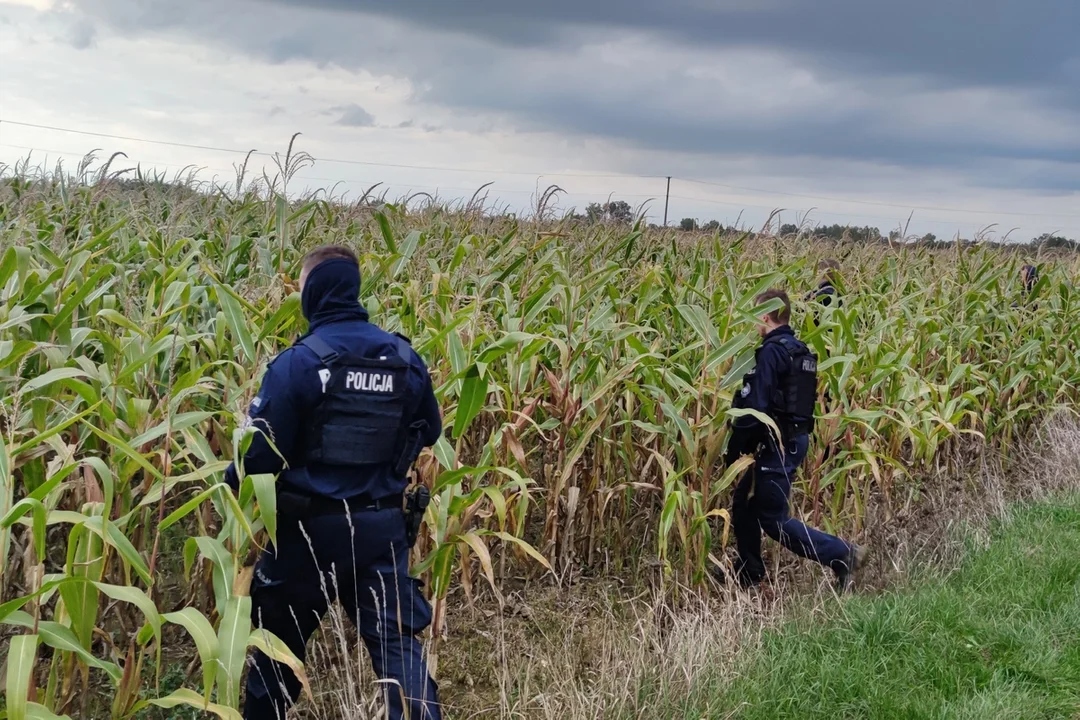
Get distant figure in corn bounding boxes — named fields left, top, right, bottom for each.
left=806, top=258, right=842, bottom=309
left=1021, top=264, right=1038, bottom=295
left=1012, top=264, right=1040, bottom=309
left=224, top=245, right=443, bottom=719
left=724, top=289, right=867, bottom=591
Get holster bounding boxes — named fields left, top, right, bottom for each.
left=394, top=419, right=429, bottom=477
left=277, top=490, right=313, bottom=521
left=403, top=484, right=431, bottom=548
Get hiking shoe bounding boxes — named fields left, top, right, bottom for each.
left=834, top=544, right=868, bottom=593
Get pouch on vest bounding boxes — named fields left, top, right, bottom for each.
left=300, top=335, right=413, bottom=468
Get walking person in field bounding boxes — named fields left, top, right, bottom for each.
left=224, top=245, right=443, bottom=719
left=1012, top=264, right=1040, bottom=309
left=806, top=258, right=843, bottom=312
left=726, top=289, right=866, bottom=591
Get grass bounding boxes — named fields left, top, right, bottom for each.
left=692, top=497, right=1080, bottom=719
left=426, top=420, right=1080, bottom=720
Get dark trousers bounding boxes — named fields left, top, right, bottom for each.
left=244, top=507, right=440, bottom=719
left=731, top=433, right=850, bottom=585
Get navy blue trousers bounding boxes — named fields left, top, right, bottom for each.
left=731, top=434, right=850, bottom=585
left=243, top=507, right=440, bottom=719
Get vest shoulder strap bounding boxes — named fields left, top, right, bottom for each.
left=393, top=332, right=412, bottom=361
left=299, top=335, right=340, bottom=366
left=773, top=335, right=801, bottom=355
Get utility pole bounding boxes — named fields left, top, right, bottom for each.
left=663, top=176, right=671, bottom=227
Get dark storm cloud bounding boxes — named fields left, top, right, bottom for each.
left=265, top=0, right=1080, bottom=92
left=65, top=0, right=1080, bottom=191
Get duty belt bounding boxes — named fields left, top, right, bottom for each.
left=781, top=421, right=812, bottom=436
left=278, top=490, right=403, bottom=518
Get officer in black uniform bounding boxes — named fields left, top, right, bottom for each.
left=1012, top=264, right=1040, bottom=310
left=727, top=288, right=866, bottom=591
left=1021, top=264, right=1038, bottom=296
left=807, top=259, right=842, bottom=312
left=224, top=245, right=443, bottom=719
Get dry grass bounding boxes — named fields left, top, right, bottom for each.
left=288, top=414, right=1080, bottom=719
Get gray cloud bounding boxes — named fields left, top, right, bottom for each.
left=331, top=103, right=375, bottom=127
left=65, top=17, right=97, bottom=49
left=50, top=0, right=1080, bottom=193
left=265, top=0, right=1080, bottom=92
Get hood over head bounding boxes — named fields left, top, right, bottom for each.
left=300, top=258, right=368, bottom=331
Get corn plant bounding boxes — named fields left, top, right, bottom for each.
left=0, top=163, right=1077, bottom=714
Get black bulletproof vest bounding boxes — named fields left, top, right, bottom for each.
left=299, top=333, right=414, bottom=468
left=734, top=334, right=818, bottom=426
left=769, top=334, right=818, bottom=423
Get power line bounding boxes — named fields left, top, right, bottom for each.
left=0, top=143, right=664, bottom=197
left=3, top=119, right=1078, bottom=223
left=0, top=119, right=659, bottom=180
left=0, top=142, right=666, bottom=202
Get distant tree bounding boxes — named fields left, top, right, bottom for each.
left=810, top=224, right=883, bottom=243
left=779, top=223, right=798, bottom=236
left=702, top=220, right=722, bottom=233
left=679, top=217, right=697, bottom=231
left=1032, top=232, right=1078, bottom=250
left=586, top=200, right=634, bottom=224
left=606, top=200, right=633, bottom=223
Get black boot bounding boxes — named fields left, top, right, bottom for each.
left=834, top=543, right=868, bottom=593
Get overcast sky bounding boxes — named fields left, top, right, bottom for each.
left=1, top=0, right=1078, bottom=239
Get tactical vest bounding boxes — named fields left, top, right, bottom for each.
left=298, top=333, right=418, bottom=471
left=734, top=334, right=818, bottom=428
left=769, top=335, right=818, bottom=425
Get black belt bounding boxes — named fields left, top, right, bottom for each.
left=279, top=491, right=403, bottom=518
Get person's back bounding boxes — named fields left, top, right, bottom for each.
left=226, top=246, right=443, bottom=720
left=811, top=259, right=843, bottom=310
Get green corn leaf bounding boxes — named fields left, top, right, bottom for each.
left=5, top=619, right=123, bottom=683
left=1, top=498, right=47, bottom=561
left=453, top=364, right=488, bottom=440
left=158, top=483, right=229, bottom=531
left=247, top=628, right=313, bottom=702
left=135, top=688, right=242, bottom=720
left=195, top=536, right=235, bottom=612
left=83, top=516, right=153, bottom=587
left=163, top=607, right=219, bottom=701
left=96, top=308, right=148, bottom=337
left=19, top=368, right=90, bottom=395
left=5, top=634, right=38, bottom=720
left=26, top=702, right=72, bottom=720
left=216, top=596, right=252, bottom=709
left=215, top=283, right=256, bottom=364
left=94, top=582, right=162, bottom=645
left=250, top=474, right=278, bottom=547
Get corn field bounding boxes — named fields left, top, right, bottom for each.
left=0, top=161, right=1078, bottom=718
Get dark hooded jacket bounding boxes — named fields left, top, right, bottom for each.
left=812, top=281, right=841, bottom=308
left=726, top=325, right=813, bottom=463
left=224, top=259, right=442, bottom=499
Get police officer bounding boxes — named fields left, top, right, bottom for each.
left=726, top=289, right=866, bottom=592
left=1012, top=264, right=1040, bottom=310
left=1021, top=264, right=1038, bottom=296
left=224, top=245, right=443, bottom=719
left=807, top=259, right=842, bottom=310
